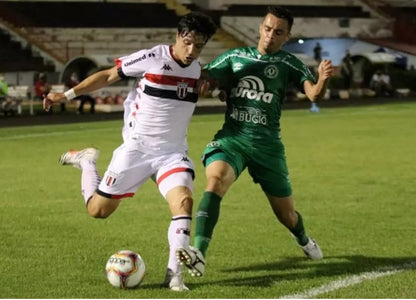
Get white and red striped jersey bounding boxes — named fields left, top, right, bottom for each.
left=116, top=44, right=201, bottom=154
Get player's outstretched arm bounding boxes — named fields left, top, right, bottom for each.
left=43, top=66, right=121, bottom=111
left=197, top=69, right=228, bottom=101
left=303, top=59, right=333, bottom=102
left=197, top=69, right=216, bottom=98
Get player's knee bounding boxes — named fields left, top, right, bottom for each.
left=207, top=174, right=222, bottom=187
left=87, top=206, right=111, bottom=219
left=206, top=174, right=231, bottom=195
left=86, top=200, right=113, bottom=219
left=86, top=194, right=119, bottom=218
left=170, top=193, right=193, bottom=216
left=178, top=194, right=193, bottom=213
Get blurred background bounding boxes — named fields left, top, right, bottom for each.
left=1, top=0, right=416, bottom=117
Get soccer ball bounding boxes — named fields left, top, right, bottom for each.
left=105, top=250, right=146, bottom=289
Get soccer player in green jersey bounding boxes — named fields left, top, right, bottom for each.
left=177, top=6, right=334, bottom=277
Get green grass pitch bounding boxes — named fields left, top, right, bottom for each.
left=0, top=101, right=415, bottom=298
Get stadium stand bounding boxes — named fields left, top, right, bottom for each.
left=0, top=1, right=180, bottom=28
left=222, top=4, right=370, bottom=18
left=0, top=1, right=233, bottom=68
left=0, top=26, right=54, bottom=72
left=0, top=0, right=415, bottom=113
left=360, top=0, right=416, bottom=46
left=23, top=27, right=227, bottom=63
left=1, top=0, right=407, bottom=73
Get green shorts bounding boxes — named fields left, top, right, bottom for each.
left=201, top=137, right=292, bottom=197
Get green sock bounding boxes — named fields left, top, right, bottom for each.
left=194, top=191, right=222, bottom=257
left=290, top=211, right=309, bottom=246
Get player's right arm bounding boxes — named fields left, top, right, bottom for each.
left=43, top=66, right=121, bottom=111
left=303, top=59, right=333, bottom=102
left=197, top=69, right=217, bottom=97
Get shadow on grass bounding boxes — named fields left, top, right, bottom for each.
left=191, top=255, right=416, bottom=288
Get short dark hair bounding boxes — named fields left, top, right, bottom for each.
left=177, top=12, right=217, bottom=44
left=266, top=6, right=294, bottom=31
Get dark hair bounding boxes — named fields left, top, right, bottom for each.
left=177, top=12, right=217, bottom=44
left=266, top=6, right=294, bottom=31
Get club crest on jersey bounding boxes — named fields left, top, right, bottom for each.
left=264, top=65, right=278, bottom=79
left=105, top=176, right=116, bottom=186
left=105, top=172, right=119, bottom=187
left=177, top=81, right=189, bottom=99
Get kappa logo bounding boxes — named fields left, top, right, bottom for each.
left=161, top=64, right=172, bottom=71
left=181, top=156, right=190, bottom=162
left=230, top=75, right=273, bottom=103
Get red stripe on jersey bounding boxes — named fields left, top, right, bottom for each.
left=157, top=167, right=188, bottom=185
left=112, top=192, right=135, bottom=200
left=145, top=73, right=197, bottom=88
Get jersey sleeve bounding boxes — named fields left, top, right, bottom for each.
left=289, top=55, right=317, bottom=91
left=115, top=47, right=159, bottom=79
left=203, top=49, right=233, bottom=83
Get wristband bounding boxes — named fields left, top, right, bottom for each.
left=64, top=88, right=76, bottom=101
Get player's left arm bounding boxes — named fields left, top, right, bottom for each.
left=303, top=59, right=333, bottom=102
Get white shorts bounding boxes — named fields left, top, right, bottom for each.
left=97, top=140, right=195, bottom=200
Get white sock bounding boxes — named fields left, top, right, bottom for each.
left=167, top=216, right=191, bottom=274
left=80, top=159, right=101, bottom=204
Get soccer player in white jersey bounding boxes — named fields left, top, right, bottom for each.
left=43, top=12, right=216, bottom=291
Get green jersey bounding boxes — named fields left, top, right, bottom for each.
left=204, top=47, right=316, bottom=148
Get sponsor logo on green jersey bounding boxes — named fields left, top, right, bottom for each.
left=230, top=75, right=273, bottom=103
left=230, top=106, right=267, bottom=125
